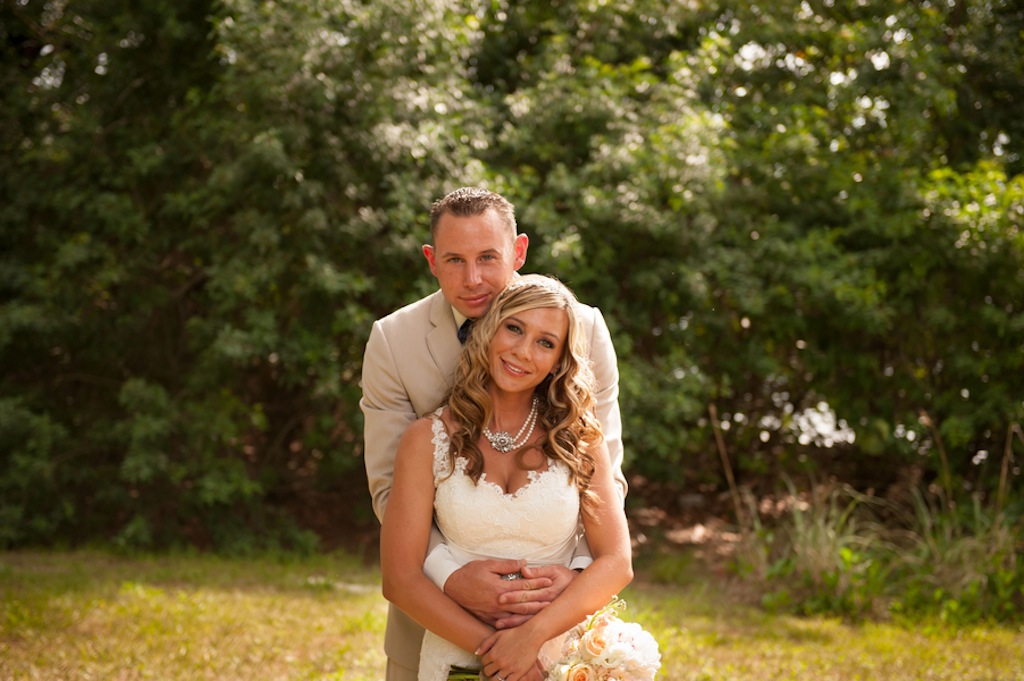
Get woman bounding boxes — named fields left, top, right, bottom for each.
left=381, top=274, right=633, bottom=681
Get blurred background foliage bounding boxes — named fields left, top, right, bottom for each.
left=2, top=0, right=1022, bottom=561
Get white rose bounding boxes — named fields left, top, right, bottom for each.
left=595, top=639, right=632, bottom=669
left=547, top=663, right=572, bottom=681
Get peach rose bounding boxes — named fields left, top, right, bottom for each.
left=579, top=627, right=610, bottom=661
left=565, top=663, right=596, bottom=681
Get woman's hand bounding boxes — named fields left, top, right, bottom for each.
left=495, top=563, right=577, bottom=629
left=446, top=559, right=553, bottom=625
left=476, top=626, right=545, bottom=681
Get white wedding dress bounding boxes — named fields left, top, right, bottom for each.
left=418, top=410, right=581, bottom=681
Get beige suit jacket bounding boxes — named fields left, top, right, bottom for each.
left=360, top=288, right=625, bottom=670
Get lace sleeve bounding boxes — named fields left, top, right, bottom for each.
left=429, top=409, right=453, bottom=484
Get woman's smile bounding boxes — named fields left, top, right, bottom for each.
left=500, top=358, right=529, bottom=377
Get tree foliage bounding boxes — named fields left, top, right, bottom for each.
left=2, top=0, right=1022, bottom=549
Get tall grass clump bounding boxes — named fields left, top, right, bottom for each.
left=732, top=479, right=1024, bottom=625
left=889, top=489, right=1024, bottom=625
left=733, top=480, right=894, bottom=619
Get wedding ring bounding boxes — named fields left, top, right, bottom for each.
left=500, top=571, right=522, bottom=581
left=496, top=676, right=506, bottom=681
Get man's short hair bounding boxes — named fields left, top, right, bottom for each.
left=429, top=187, right=517, bottom=240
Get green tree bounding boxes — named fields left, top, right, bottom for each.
left=680, top=0, right=1024, bottom=498
left=2, top=0, right=1021, bottom=550
left=0, top=0, right=489, bottom=549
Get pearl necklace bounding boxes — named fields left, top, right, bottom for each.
left=484, top=396, right=539, bottom=453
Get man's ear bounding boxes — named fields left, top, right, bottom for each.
left=513, top=233, right=529, bottom=270
left=423, top=244, right=439, bottom=276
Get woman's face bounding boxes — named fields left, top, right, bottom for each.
left=487, top=306, right=569, bottom=396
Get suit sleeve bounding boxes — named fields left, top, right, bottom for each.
left=588, top=307, right=627, bottom=501
left=361, top=316, right=466, bottom=588
left=360, top=320, right=417, bottom=523
left=571, top=306, right=627, bottom=570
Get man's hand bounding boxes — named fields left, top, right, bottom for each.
left=494, top=564, right=579, bottom=629
left=443, top=559, right=553, bottom=626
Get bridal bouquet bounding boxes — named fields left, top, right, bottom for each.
left=546, top=596, right=661, bottom=681
left=447, top=597, right=660, bottom=681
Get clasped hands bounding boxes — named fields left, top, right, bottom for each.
left=443, top=558, right=576, bottom=629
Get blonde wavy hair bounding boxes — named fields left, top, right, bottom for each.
left=445, top=274, right=604, bottom=516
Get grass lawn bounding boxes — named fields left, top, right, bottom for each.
left=1, top=549, right=1022, bottom=680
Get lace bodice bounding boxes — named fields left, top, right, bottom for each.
left=417, top=410, right=582, bottom=681
left=430, top=410, right=581, bottom=566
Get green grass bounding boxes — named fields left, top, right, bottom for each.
left=2, top=550, right=1023, bottom=680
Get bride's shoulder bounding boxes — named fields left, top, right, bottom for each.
left=398, top=415, right=436, bottom=448
left=401, top=409, right=452, bottom=445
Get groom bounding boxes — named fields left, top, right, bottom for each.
left=360, top=187, right=626, bottom=681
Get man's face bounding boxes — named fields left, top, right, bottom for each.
left=423, top=209, right=528, bottom=320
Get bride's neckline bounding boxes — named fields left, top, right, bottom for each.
left=477, top=467, right=557, bottom=499
left=433, top=413, right=556, bottom=497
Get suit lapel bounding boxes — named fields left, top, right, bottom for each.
left=425, top=291, right=462, bottom=390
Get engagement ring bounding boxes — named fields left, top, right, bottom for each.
left=500, top=571, right=522, bottom=581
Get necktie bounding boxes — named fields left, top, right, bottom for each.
left=457, top=319, right=474, bottom=344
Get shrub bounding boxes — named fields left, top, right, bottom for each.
left=734, top=479, right=1024, bottom=624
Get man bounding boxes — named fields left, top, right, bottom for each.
left=360, top=187, right=625, bottom=681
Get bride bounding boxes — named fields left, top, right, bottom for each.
left=381, top=275, right=634, bottom=681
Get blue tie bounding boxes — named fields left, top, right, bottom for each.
left=457, top=319, right=473, bottom=344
